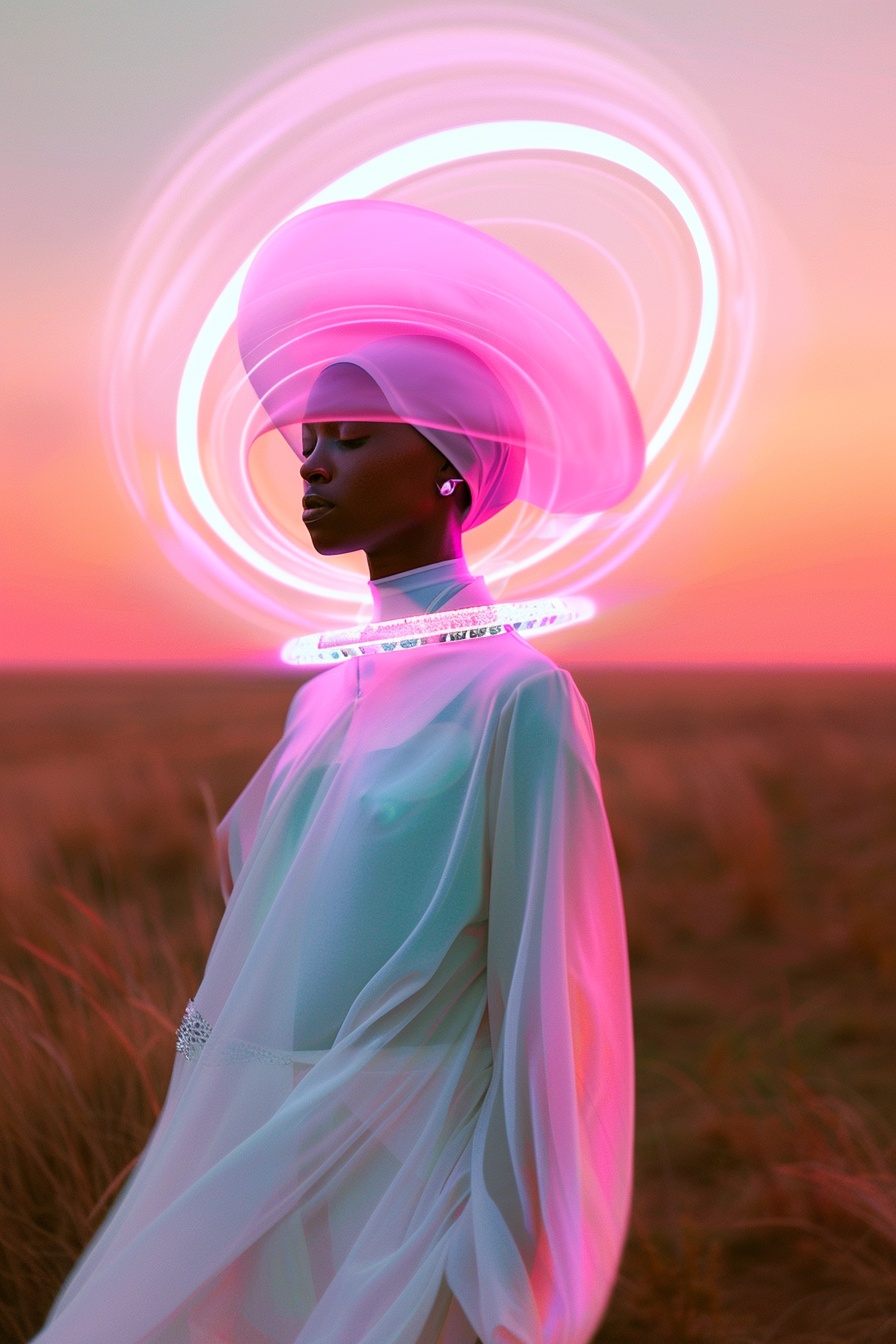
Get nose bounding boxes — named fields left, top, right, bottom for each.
left=299, top=435, right=331, bottom=483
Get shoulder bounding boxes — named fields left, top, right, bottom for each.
left=488, top=641, right=596, bottom=753
left=282, top=663, right=352, bottom=731
left=473, top=630, right=562, bottom=690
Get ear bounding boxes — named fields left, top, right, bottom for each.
left=435, top=457, right=466, bottom=493
left=435, top=457, right=456, bottom=490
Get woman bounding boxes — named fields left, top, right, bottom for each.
left=34, top=201, right=644, bottom=1344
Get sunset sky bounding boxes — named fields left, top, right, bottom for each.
left=2, top=0, right=893, bottom=665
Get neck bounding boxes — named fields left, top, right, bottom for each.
left=363, top=521, right=464, bottom=581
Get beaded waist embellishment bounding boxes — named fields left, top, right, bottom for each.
left=174, top=999, right=306, bottom=1065
left=175, top=999, right=212, bottom=1060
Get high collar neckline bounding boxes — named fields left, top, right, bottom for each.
left=368, top=557, right=487, bottom=620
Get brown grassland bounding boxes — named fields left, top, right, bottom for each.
left=0, top=667, right=894, bottom=1342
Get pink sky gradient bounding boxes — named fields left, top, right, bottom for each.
left=1, top=1, right=893, bottom=666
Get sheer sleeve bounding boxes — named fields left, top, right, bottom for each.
left=445, top=667, right=634, bottom=1344
left=215, top=684, right=307, bottom=906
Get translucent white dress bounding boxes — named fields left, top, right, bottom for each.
left=35, top=559, right=634, bottom=1344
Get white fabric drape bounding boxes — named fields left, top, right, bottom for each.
left=33, top=562, right=634, bottom=1344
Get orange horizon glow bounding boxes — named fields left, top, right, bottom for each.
left=2, top=3, right=894, bottom=666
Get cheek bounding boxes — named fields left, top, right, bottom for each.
left=350, top=451, right=435, bottom=515
left=346, top=458, right=400, bottom=513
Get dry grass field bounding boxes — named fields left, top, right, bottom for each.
left=1, top=667, right=894, bottom=1343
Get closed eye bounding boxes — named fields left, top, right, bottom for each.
left=336, top=421, right=374, bottom=447
left=301, top=424, right=372, bottom=456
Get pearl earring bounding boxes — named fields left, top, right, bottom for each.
left=439, top=478, right=463, bottom=497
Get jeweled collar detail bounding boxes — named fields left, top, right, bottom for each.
left=281, top=597, right=592, bottom=665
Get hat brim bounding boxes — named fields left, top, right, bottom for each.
left=238, top=200, right=645, bottom=520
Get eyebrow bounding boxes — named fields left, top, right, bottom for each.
left=301, top=421, right=376, bottom=433
left=300, top=422, right=376, bottom=453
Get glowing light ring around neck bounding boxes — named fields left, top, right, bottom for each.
left=281, top=596, right=594, bottom=665
left=177, top=120, right=719, bottom=595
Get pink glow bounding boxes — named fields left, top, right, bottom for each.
left=100, top=16, right=757, bottom=644
left=280, top=597, right=595, bottom=665
left=237, top=201, right=644, bottom=521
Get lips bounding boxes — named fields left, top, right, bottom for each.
left=302, top=493, right=335, bottom=524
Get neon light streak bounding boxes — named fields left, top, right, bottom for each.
left=177, top=121, right=719, bottom=594
left=280, top=596, right=595, bottom=665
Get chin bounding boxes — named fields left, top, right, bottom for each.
left=304, top=527, right=363, bottom=557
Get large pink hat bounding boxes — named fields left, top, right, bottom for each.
left=237, top=199, right=644, bottom=529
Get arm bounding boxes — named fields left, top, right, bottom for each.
left=446, top=669, right=634, bottom=1344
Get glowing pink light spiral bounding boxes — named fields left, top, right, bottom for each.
left=102, top=10, right=758, bottom=640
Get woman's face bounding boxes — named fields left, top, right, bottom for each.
left=297, top=363, right=466, bottom=576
